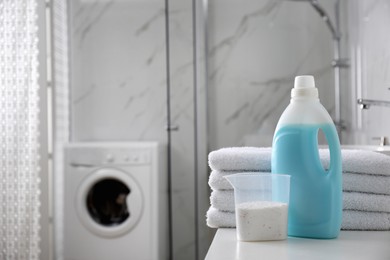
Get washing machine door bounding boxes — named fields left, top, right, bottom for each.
left=76, top=168, right=143, bottom=237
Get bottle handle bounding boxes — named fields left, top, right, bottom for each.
left=321, top=125, right=341, bottom=174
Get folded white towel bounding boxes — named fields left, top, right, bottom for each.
left=343, top=173, right=390, bottom=195
left=208, top=170, right=233, bottom=190
left=344, top=192, right=390, bottom=212
left=210, top=190, right=235, bottom=212
left=208, top=170, right=270, bottom=191
left=208, top=148, right=390, bottom=195
left=206, top=206, right=235, bottom=228
left=342, top=210, right=390, bottom=231
left=206, top=206, right=390, bottom=230
left=320, top=149, right=390, bottom=176
left=208, top=147, right=272, bottom=171
left=209, top=170, right=390, bottom=195
left=208, top=147, right=390, bottom=176
left=210, top=190, right=390, bottom=213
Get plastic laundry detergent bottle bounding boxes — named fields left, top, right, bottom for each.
left=271, top=75, right=342, bottom=239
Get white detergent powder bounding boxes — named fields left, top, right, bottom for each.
left=236, top=201, right=288, bottom=241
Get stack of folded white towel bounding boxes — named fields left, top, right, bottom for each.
left=206, top=147, right=390, bottom=230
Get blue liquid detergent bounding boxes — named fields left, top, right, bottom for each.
left=272, top=123, right=342, bottom=239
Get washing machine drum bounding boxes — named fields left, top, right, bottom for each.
left=76, top=168, right=143, bottom=238
left=86, top=179, right=130, bottom=226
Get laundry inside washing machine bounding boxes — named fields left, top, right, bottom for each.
left=86, top=178, right=130, bottom=226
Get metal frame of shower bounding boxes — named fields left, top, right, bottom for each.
left=305, top=0, right=349, bottom=134
left=193, top=1, right=210, bottom=260
left=163, top=2, right=174, bottom=260
left=165, top=0, right=210, bottom=259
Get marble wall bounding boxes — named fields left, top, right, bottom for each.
left=207, top=0, right=350, bottom=150
left=349, top=0, right=390, bottom=145
left=70, top=0, right=167, bottom=142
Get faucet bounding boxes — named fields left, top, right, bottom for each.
left=357, top=91, right=390, bottom=147
left=372, top=136, right=389, bottom=146
left=357, top=98, right=390, bottom=109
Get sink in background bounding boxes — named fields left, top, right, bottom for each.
left=341, top=145, right=390, bottom=156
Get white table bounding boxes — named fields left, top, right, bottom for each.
left=205, top=229, right=390, bottom=260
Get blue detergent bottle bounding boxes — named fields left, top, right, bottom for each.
left=271, top=75, right=342, bottom=239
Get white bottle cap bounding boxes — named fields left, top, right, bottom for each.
left=291, top=75, right=319, bottom=98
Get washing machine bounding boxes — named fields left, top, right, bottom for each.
left=63, top=142, right=168, bottom=260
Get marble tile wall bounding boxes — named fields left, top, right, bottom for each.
left=207, top=0, right=349, bottom=150
left=70, top=0, right=167, bottom=142
left=349, top=0, right=390, bottom=145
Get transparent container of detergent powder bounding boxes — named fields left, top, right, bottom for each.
left=271, top=75, right=342, bottom=239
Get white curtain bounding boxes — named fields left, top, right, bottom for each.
left=0, top=0, right=41, bottom=259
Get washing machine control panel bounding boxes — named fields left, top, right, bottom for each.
left=103, top=150, right=150, bottom=165
left=67, top=147, right=152, bottom=166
